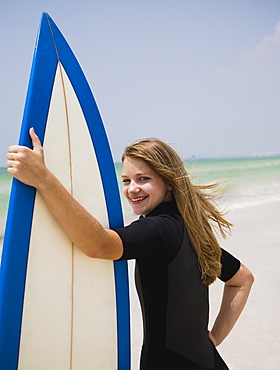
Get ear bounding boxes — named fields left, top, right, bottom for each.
left=167, top=184, right=173, bottom=191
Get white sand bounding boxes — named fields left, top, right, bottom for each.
left=128, top=200, right=280, bottom=369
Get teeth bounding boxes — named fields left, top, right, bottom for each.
left=131, top=197, right=147, bottom=202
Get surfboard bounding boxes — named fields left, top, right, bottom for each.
left=0, top=12, right=130, bottom=369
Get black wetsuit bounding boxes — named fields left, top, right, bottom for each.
left=114, top=202, right=240, bottom=369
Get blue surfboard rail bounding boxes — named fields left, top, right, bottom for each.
left=0, top=12, right=130, bottom=369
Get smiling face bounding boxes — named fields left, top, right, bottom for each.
left=122, top=157, right=173, bottom=216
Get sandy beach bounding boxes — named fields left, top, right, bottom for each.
left=128, top=200, right=280, bottom=369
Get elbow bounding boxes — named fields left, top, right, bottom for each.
left=241, top=263, right=254, bottom=289
left=248, top=270, right=254, bottom=288
left=225, top=263, right=254, bottom=289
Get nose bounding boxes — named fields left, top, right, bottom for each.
left=128, top=180, right=140, bottom=194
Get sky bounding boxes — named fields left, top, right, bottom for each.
left=1, top=0, right=280, bottom=165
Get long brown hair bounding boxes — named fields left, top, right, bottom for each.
left=122, top=138, right=232, bottom=286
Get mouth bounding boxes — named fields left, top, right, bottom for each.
left=131, top=196, right=148, bottom=203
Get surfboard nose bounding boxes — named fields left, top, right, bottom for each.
left=0, top=12, right=130, bottom=370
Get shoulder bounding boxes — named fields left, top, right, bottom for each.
left=114, top=210, right=184, bottom=260
left=219, top=248, right=241, bottom=282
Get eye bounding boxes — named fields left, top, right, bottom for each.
left=139, top=176, right=150, bottom=181
left=122, top=178, right=130, bottom=184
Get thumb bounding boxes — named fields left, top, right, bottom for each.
left=29, top=127, right=42, bottom=152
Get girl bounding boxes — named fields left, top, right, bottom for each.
left=7, top=129, right=254, bottom=369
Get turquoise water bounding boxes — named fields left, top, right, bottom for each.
left=1, top=156, right=280, bottom=240
left=184, top=157, right=280, bottom=208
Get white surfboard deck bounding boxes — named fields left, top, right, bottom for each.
left=19, top=63, right=118, bottom=369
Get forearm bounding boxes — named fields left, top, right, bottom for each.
left=36, top=169, right=122, bottom=259
left=7, top=128, right=123, bottom=260
left=211, top=285, right=249, bottom=345
left=210, top=264, right=254, bottom=346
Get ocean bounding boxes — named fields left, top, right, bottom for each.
left=1, top=156, right=280, bottom=243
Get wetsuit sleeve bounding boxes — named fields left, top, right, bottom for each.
left=219, top=248, right=241, bottom=282
left=114, top=215, right=183, bottom=261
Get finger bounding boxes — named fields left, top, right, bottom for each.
left=6, top=152, right=17, bottom=160
left=6, top=159, right=15, bottom=168
left=6, top=164, right=18, bottom=177
left=29, top=127, right=42, bottom=152
left=8, top=145, right=21, bottom=153
left=6, top=153, right=19, bottom=169
left=7, top=166, right=15, bottom=176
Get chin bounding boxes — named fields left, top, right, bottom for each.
left=131, top=205, right=146, bottom=216
left=132, top=209, right=143, bottom=216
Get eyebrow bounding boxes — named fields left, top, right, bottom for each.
left=121, top=172, right=148, bottom=178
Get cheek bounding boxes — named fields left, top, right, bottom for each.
left=122, top=186, right=128, bottom=197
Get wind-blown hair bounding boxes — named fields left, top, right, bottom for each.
left=122, top=138, right=232, bottom=286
